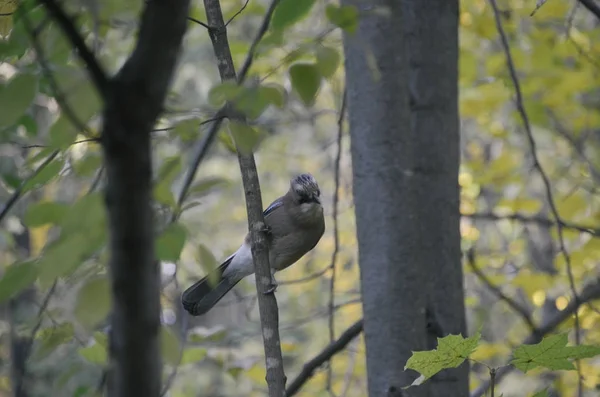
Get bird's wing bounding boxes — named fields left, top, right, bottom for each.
left=263, top=196, right=284, bottom=217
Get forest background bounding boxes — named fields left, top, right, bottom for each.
left=1, top=0, right=600, bottom=396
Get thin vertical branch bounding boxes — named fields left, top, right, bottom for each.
left=202, top=0, right=286, bottom=395
left=326, top=89, right=346, bottom=395
left=489, top=1, right=583, bottom=395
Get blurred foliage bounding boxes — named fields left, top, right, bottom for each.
left=0, top=0, right=598, bottom=396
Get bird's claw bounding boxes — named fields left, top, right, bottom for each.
left=263, top=283, right=278, bottom=295
left=260, top=224, right=272, bottom=235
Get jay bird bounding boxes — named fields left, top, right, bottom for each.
left=181, top=173, right=325, bottom=316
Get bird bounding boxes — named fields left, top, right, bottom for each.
left=181, top=173, right=325, bottom=316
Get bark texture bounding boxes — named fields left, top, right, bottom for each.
left=342, top=0, right=467, bottom=395
left=403, top=1, right=469, bottom=396
left=342, top=1, right=425, bottom=395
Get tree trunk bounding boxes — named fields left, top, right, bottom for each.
left=403, top=1, right=468, bottom=396
left=342, top=1, right=426, bottom=395
left=342, top=0, right=467, bottom=396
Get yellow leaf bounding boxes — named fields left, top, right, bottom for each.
left=0, top=0, right=17, bottom=38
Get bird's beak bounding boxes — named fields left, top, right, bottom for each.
left=313, top=195, right=321, bottom=204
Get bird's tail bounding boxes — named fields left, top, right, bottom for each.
left=181, top=257, right=241, bottom=316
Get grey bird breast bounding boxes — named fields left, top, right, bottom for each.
left=266, top=203, right=325, bottom=271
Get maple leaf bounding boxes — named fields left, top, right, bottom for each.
left=511, top=333, right=600, bottom=373
left=404, top=332, right=480, bottom=386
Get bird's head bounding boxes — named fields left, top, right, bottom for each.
left=290, top=173, right=321, bottom=205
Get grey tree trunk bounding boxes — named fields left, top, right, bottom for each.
left=342, top=0, right=467, bottom=396
left=403, top=2, right=468, bottom=396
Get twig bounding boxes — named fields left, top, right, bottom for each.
left=0, top=150, right=59, bottom=224
left=187, top=16, right=210, bottom=29
left=225, top=0, right=250, bottom=26
left=36, top=0, right=109, bottom=96
left=326, top=88, right=346, bottom=395
left=278, top=265, right=330, bottom=285
left=489, top=1, right=584, bottom=394
left=22, top=8, right=94, bottom=136
left=14, top=281, right=58, bottom=397
left=285, top=319, right=364, bottom=397
left=547, top=109, right=600, bottom=184
left=466, top=249, right=537, bottom=333
left=236, top=0, right=280, bottom=81
left=172, top=0, right=279, bottom=222
left=466, top=211, right=600, bottom=236
left=470, top=277, right=600, bottom=397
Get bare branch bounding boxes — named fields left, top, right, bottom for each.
left=489, top=1, right=584, bottom=392
left=187, top=16, right=209, bottom=29
left=286, top=319, right=364, bottom=397
left=225, top=0, right=250, bottom=26
left=470, top=277, right=600, bottom=397
left=202, top=0, right=286, bottom=394
left=0, top=150, right=59, bottom=224
left=466, top=212, right=600, bottom=236
left=466, top=249, right=537, bottom=332
left=36, top=0, right=109, bottom=96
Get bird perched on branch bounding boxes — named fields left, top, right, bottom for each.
left=181, top=173, right=325, bottom=316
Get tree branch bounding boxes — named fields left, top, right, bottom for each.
left=98, top=0, right=190, bottom=395
left=202, top=0, right=286, bottom=395
left=36, top=0, right=109, bottom=96
left=286, top=319, right=364, bottom=397
left=0, top=150, right=59, bottom=225
left=489, top=2, right=584, bottom=394
left=470, top=277, right=600, bottom=397
left=466, top=212, right=600, bottom=236
left=466, top=249, right=537, bottom=332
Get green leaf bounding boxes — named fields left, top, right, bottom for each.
left=18, top=114, right=38, bottom=137
left=187, top=177, right=230, bottom=197
left=208, top=81, right=242, bottom=107
left=74, top=276, right=111, bottom=329
left=228, top=121, right=262, bottom=154
left=161, top=326, right=181, bottom=366
left=22, top=157, right=63, bottom=192
left=153, top=156, right=182, bottom=208
left=289, top=63, right=321, bottom=106
left=511, top=333, right=600, bottom=373
left=48, top=115, right=78, bottom=149
left=405, top=332, right=481, bottom=386
left=325, top=4, right=359, bottom=33
left=172, top=119, right=199, bottom=142
left=23, top=201, right=69, bottom=227
left=315, top=46, right=341, bottom=78
left=0, top=260, right=38, bottom=303
left=181, top=347, right=208, bottom=365
left=271, top=0, right=316, bottom=31
left=79, top=342, right=108, bottom=365
left=156, top=223, right=187, bottom=261
left=197, top=244, right=219, bottom=287
left=0, top=73, right=38, bottom=128
left=257, top=83, right=286, bottom=108
left=1, top=172, right=21, bottom=189
left=34, top=323, right=75, bottom=360
left=73, top=152, right=102, bottom=177
left=38, top=234, right=92, bottom=285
